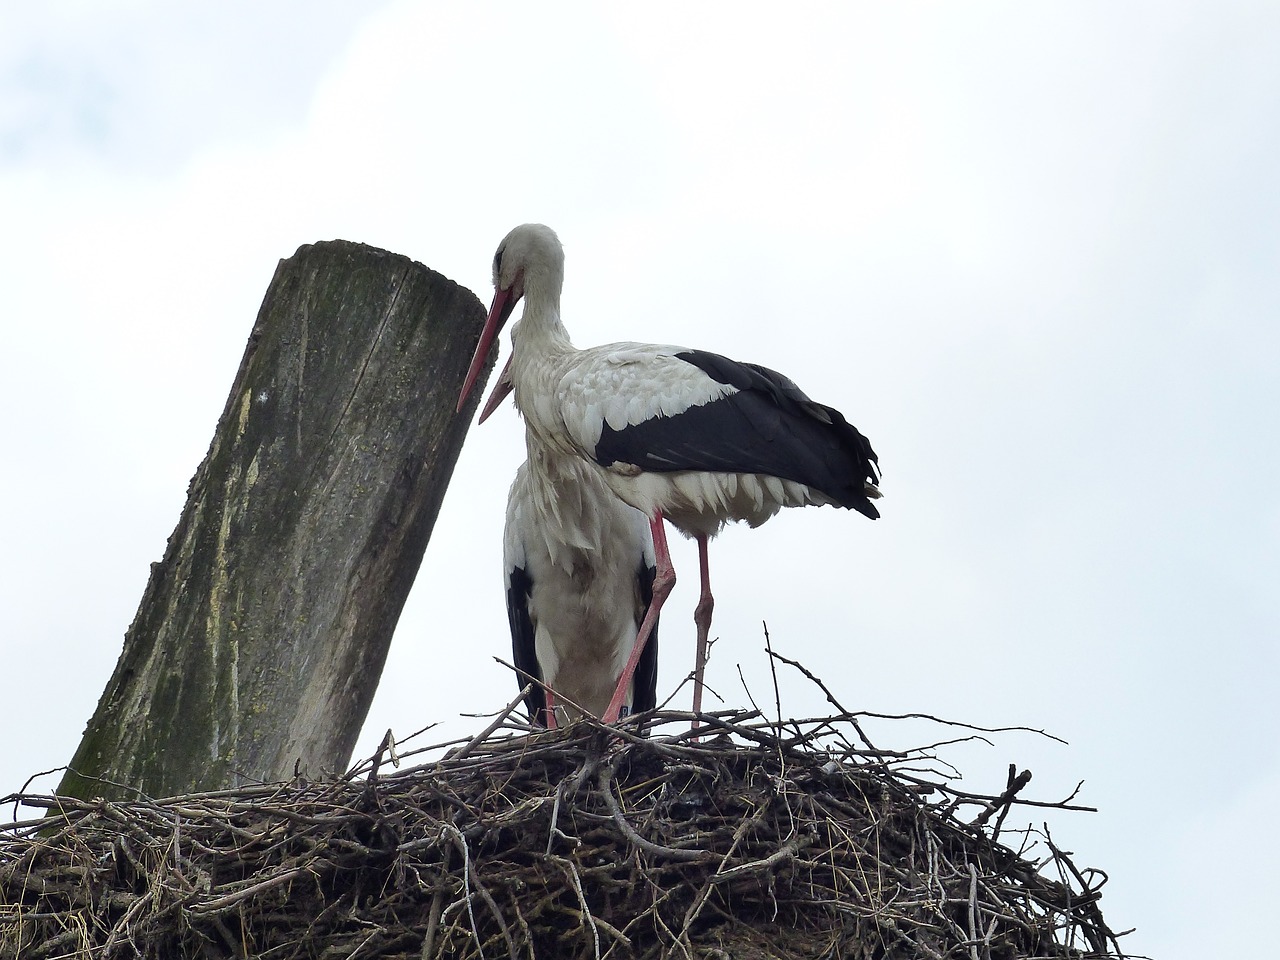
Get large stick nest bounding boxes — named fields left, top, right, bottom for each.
left=1, top=702, right=1126, bottom=959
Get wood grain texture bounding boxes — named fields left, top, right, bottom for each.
left=58, top=241, right=492, bottom=800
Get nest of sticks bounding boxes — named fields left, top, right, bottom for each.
left=1, top=687, right=1127, bottom=959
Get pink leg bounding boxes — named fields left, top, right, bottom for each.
left=544, top=689, right=558, bottom=730
left=691, top=533, right=714, bottom=722
left=603, top=512, right=675, bottom=723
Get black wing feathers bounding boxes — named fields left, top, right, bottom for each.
left=630, top=559, right=659, bottom=716
left=594, top=350, right=880, bottom=519
left=505, top=564, right=547, bottom=725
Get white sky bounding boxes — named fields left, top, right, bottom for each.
left=3, top=4, right=1278, bottom=957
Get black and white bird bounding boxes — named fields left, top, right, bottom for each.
left=459, top=223, right=880, bottom=723
left=503, top=438, right=659, bottom=727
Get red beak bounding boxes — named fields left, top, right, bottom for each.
left=457, top=285, right=518, bottom=414
left=478, top=354, right=515, bottom=424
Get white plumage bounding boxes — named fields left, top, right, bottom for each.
left=461, top=223, right=881, bottom=724
left=503, top=439, right=658, bottom=727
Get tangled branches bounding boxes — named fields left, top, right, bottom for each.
left=1, top=708, right=1126, bottom=959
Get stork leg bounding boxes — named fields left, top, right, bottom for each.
left=544, top=690, right=558, bottom=730
left=603, top=512, right=675, bottom=724
left=691, top=533, right=714, bottom=723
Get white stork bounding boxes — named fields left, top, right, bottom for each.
left=459, top=223, right=880, bottom=723
left=503, top=438, right=660, bottom=728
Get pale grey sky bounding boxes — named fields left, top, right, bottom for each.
left=3, top=5, right=1278, bottom=957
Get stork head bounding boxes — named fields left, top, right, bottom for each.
left=457, top=224, right=564, bottom=414
left=492, top=223, right=563, bottom=302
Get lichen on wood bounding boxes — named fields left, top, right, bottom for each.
left=57, top=241, right=491, bottom=802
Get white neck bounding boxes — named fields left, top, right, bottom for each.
left=508, top=291, right=578, bottom=444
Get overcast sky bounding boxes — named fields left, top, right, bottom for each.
left=3, top=4, right=1278, bottom=957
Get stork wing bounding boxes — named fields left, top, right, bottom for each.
left=505, top=562, right=546, bottom=724
left=569, top=349, right=879, bottom=517
left=503, top=468, right=547, bottom=725
left=630, top=548, right=660, bottom=717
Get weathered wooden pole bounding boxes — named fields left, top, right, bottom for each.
left=57, top=241, right=491, bottom=801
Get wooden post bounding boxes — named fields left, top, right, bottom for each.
left=57, top=241, right=492, bottom=801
